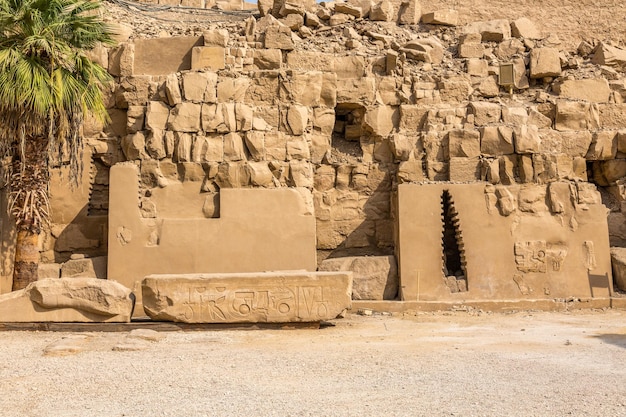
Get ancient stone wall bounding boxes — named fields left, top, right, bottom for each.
left=3, top=0, right=626, bottom=306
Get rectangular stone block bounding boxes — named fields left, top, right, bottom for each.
left=133, top=37, right=203, bottom=75
left=142, top=271, right=352, bottom=323
left=191, top=46, right=225, bottom=71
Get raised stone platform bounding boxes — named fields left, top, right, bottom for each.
left=0, top=278, right=134, bottom=322
left=142, top=271, right=352, bottom=323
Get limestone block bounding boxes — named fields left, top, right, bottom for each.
left=448, top=129, right=480, bottom=158
left=528, top=107, right=553, bottom=129
left=321, top=73, right=338, bottom=108
left=191, top=46, right=225, bottom=71
left=449, top=157, right=481, bottom=182
left=477, top=76, right=500, bottom=98
left=202, top=103, right=236, bottom=133
left=470, top=102, right=501, bottom=126
left=145, top=101, right=170, bottom=131
left=134, top=37, right=203, bottom=75
left=598, top=103, right=626, bottom=129
left=121, top=132, right=147, bottom=160
left=310, top=133, right=331, bottom=163
left=280, top=13, right=304, bottom=30
left=265, top=131, right=287, bottom=160
left=390, top=133, right=417, bottom=161
left=335, top=2, right=362, bottom=18
left=281, top=72, right=323, bottom=107
left=363, top=106, right=397, bottom=137
left=289, top=160, right=313, bottom=188
left=369, top=0, right=393, bottom=21
left=216, top=162, right=250, bottom=188
left=286, top=105, right=309, bottom=135
left=437, top=77, right=473, bottom=102
left=514, top=125, right=540, bottom=154
left=164, top=74, right=182, bottom=106
left=586, top=131, right=617, bottom=161
left=61, top=256, right=107, bottom=279
left=333, top=55, right=366, bottom=80
left=217, top=77, right=249, bottom=102
left=167, top=103, right=201, bottom=132
left=287, top=139, right=310, bottom=160
left=336, top=77, right=376, bottom=106
left=512, top=57, right=530, bottom=90
left=480, top=126, right=514, bottom=156
left=224, top=132, right=247, bottom=161
left=466, top=58, right=488, bottom=77
left=610, top=248, right=626, bottom=291
left=247, top=161, right=273, bottom=187
left=174, top=132, right=193, bottom=162
left=495, top=39, right=525, bottom=60
left=312, top=107, right=335, bottom=136
left=126, top=106, right=145, bottom=134
left=511, top=17, right=541, bottom=39
left=202, top=29, right=229, bottom=47
left=318, top=256, right=397, bottom=300
left=399, top=105, right=428, bottom=131
left=246, top=72, right=280, bottom=106
left=555, top=101, right=596, bottom=131
left=458, top=43, right=485, bottom=59
left=502, top=107, right=528, bottom=126
left=591, top=43, right=626, bottom=70
left=329, top=12, right=352, bottom=26
left=553, top=79, right=611, bottom=103
left=235, top=103, right=253, bottom=131
left=0, top=278, right=134, bottom=322
left=142, top=271, right=351, bottom=323
left=264, top=26, right=295, bottom=50
left=421, top=9, right=458, bottom=26
left=253, top=49, right=282, bottom=70
left=401, top=38, right=444, bottom=64
left=530, top=48, right=561, bottom=79
left=245, top=131, right=266, bottom=160
left=182, top=72, right=218, bottom=103
left=196, top=134, right=223, bottom=162
left=464, top=19, right=511, bottom=42
left=398, top=0, right=420, bottom=25
left=397, top=160, right=424, bottom=183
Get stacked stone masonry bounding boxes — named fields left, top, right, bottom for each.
left=2, top=0, right=626, bottom=308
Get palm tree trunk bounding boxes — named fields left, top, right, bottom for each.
left=10, top=137, right=49, bottom=291
left=12, top=230, right=39, bottom=291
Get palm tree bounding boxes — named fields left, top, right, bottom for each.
left=0, top=0, right=114, bottom=290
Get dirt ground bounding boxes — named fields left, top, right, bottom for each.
left=0, top=309, right=625, bottom=417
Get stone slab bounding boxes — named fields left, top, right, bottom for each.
left=108, top=163, right=317, bottom=315
left=396, top=183, right=613, bottom=302
left=0, top=278, right=134, bottom=322
left=133, top=37, right=203, bottom=75
left=142, top=271, right=352, bottom=323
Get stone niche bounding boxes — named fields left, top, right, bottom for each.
left=396, top=182, right=613, bottom=302
left=108, top=163, right=317, bottom=313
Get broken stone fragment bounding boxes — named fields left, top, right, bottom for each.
left=591, top=42, right=626, bottom=70
left=421, top=9, right=458, bottom=26
left=142, top=271, right=352, bottom=323
left=369, top=0, right=394, bottom=22
left=0, top=278, right=134, bottom=322
left=529, top=47, right=561, bottom=79
left=511, top=17, right=542, bottom=39
left=464, top=19, right=511, bottom=42
left=401, top=37, right=444, bottom=64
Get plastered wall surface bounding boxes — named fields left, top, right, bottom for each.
left=397, top=183, right=613, bottom=301
left=108, top=163, right=317, bottom=311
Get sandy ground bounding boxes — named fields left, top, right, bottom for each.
left=0, top=309, right=625, bottom=417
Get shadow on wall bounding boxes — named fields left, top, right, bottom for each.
left=0, top=188, right=16, bottom=293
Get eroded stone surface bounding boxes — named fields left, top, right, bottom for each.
left=0, top=278, right=134, bottom=322
left=142, top=271, right=352, bottom=323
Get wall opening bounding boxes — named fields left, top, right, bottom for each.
left=441, top=189, right=468, bottom=293
left=331, top=103, right=365, bottom=162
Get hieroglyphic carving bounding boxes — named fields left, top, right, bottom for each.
left=515, top=241, right=568, bottom=273
left=583, top=240, right=597, bottom=271
left=142, top=272, right=352, bottom=323
left=514, top=241, right=547, bottom=272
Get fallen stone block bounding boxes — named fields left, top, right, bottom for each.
left=0, top=278, right=134, bottom=322
left=142, top=271, right=352, bottom=323
left=422, top=9, right=458, bottom=26
left=511, top=17, right=541, bottom=39
left=592, top=42, right=626, bottom=70
left=464, top=19, right=511, bottom=42
left=530, top=48, right=561, bottom=79
left=318, top=256, right=398, bottom=300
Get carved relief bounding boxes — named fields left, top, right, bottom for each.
left=584, top=240, right=597, bottom=271
left=515, top=241, right=569, bottom=273
left=142, top=272, right=352, bottom=323
left=514, top=241, right=547, bottom=273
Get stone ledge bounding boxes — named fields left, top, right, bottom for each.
left=352, top=298, right=615, bottom=313
left=142, top=271, right=352, bottom=323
